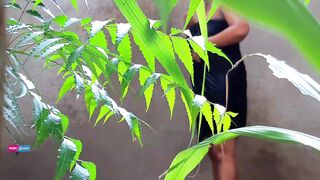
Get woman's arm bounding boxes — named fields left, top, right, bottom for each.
left=208, top=9, right=249, bottom=47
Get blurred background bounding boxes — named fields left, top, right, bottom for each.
left=1, top=0, right=320, bottom=179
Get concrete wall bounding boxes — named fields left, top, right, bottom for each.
left=1, top=0, right=320, bottom=179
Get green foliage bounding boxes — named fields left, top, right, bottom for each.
left=81, top=161, right=97, bottom=180
left=165, top=126, right=320, bottom=179
left=171, top=37, right=194, bottom=85
left=184, top=0, right=201, bottom=29
left=70, top=161, right=96, bottom=180
left=139, top=71, right=160, bottom=111
left=70, top=163, right=90, bottom=180
left=164, top=145, right=209, bottom=180
left=220, top=0, right=320, bottom=71
left=55, top=138, right=77, bottom=180
left=160, top=75, right=176, bottom=119
left=113, top=0, right=195, bottom=128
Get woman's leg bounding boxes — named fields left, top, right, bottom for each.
left=208, top=140, right=237, bottom=180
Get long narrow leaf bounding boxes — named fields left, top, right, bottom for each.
left=165, top=126, right=320, bottom=180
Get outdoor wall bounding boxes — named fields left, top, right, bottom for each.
left=1, top=0, right=320, bottom=180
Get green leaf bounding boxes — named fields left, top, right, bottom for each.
left=113, top=0, right=194, bottom=124
left=117, top=34, right=132, bottom=64
left=196, top=0, right=208, bottom=43
left=61, top=18, right=81, bottom=30
left=104, top=111, right=114, bottom=124
left=70, top=163, right=90, bottom=180
left=202, top=102, right=214, bottom=134
left=4, top=82, right=26, bottom=134
left=57, top=75, right=75, bottom=103
left=180, top=92, right=191, bottom=125
left=106, top=24, right=117, bottom=44
left=6, top=24, right=30, bottom=33
left=227, top=111, right=238, bottom=118
left=68, top=138, right=83, bottom=171
left=305, top=0, right=311, bottom=5
left=39, top=113, right=64, bottom=144
left=66, top=46, right=84, bottom=70
left=165, top=126, right=320, bottom=180
left=74, top=73, right=85, bottom=98
left=139, top=72, right=161, bottom=95
left=81, top=17, right=92, bottom=26
left=55, top=138, right=77, bottom=180
left=89, top=31, right=107, bottom=49
left=58, top=113, right=69, bottom=135
left=132, top=32, right=155, bottom=72
left=207, top=0, right=221, bottom=21
left=164, top=145, right=209, bottom=180
left=190, top=95, right=205, bottom=137
left=117, top=34, right=132, bottom=86
left=121, top=64, right=142, bottom=99
left=70, top=0, right=79, bottom=11
left=6, top=18, right=19, bottom=26
left=34, top=0, right=42, bottom=8
left=82, top=50, right=103, bottom=81
left=54, top=15, right=68, bottom=27
left=220, top=0, right=320, bottom=71
left=118, top=107, right=142, bottom=145
left=157, top=32, right=175, bottom=58
left=90, top=20, right=111, bottom=38
left=31, top=38, right=61, bottom=57
left=206, top=42, right=231, bottom=65
left=139, top=71, right=160, bottom=111
left=222, top=113, right=232, bottom=132
left=116, top=23, right=131, bottom=44
left=41, top=43, right=69, bottom=59
left=35, top=2, right=55, bottom=18
left=4, top=2, right=22, bottom=9
left=160, top=75, right=176, bottom=119
left=171, top=37, right=194, bottom=85
left=153, top=0, right=178, bottom=29
left=81, top=161, right=97, bottom=180
left=84, top=87, right=98, bottom=120
left=189, top=38, right=209, bottom=67
left=170, top=27, right=183, bottom=36
left=213, top=106, right=222, bottom=133
left=183, top=0, right=201, bottom=29
left=26, top=10, right=45, bottom=22
left=95, top=105, right=110, bottom=126
left=255, top=53, right=320, bottom=102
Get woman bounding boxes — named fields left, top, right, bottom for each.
left=186, top=1, right=249, bottom=180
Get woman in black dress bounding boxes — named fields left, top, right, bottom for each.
left=187, top=1, right=249, bottom=180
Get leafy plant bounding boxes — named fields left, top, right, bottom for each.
left=3, top=0, right=320, bottom=179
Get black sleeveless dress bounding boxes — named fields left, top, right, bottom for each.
left=189, top=19, right=247, bottom=140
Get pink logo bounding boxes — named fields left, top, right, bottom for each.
left=8, top=144, right=19, bottom=153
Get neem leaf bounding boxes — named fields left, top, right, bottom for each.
left=164, top=145, right=209, bottom=180
left=55, top=138, right=77, bottom=180
left=202, top=102, right=214, bottom=134
left=139, top=71, right=160, bottom=111
left=90, top=20, right=111, bottom=38
left=68, top=138, right=83, bottom=171
left=57, top=75, right=75, bottom=103
left=70, top=163, right=89, bottom=180
left=171, top=36, right=194, bottom=85
left=161, top=75, right=176, bottom=119
left=81, top=161, right=97, bottom=180
left=121, top=64, right=142, bottom=99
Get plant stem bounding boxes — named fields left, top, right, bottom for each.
left=7, top=0, right=32, bottom=44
